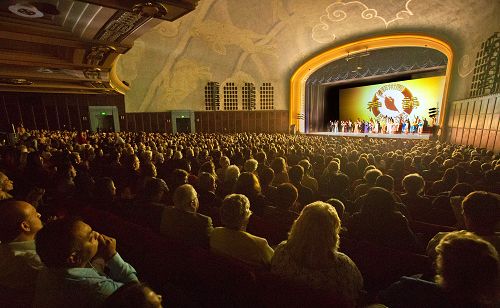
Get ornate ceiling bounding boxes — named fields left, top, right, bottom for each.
left=0, top=0, right=199, bottom=94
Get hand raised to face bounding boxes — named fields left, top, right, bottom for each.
left=96, top=234, right=117, bottom=262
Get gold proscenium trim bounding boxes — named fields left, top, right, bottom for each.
left=109, top=54, right=130, bottom=95
left=289, top=34, right=453, bottom=133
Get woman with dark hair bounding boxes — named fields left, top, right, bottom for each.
left=347, top=187, right=420, bottom=252
left=233, top=172, right=271, bottom=217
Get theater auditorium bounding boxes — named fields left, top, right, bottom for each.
left=0, top=0, right=499, bottom=307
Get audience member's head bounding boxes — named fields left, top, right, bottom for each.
left=442, top=168, right=458, bottom=185
left=271, top=157, right=287, bottom=174
left=375, top=174, right=395, bottom=192
left=402, top=173, right=425, bottom=195
left=93, top=177, right=116, bottom=202
left=364, top=168, right=383, bottom=185
left=0, top=200, right=42, bottom=243
left=198, top=172, right=216, bottom=193
left=435, top=231, right=498, bottom=305
left=0, top=171, right=14, bottom=196
left=276, top=183, right=298, bottom=210
left=104, top=282, right=163, bottom=308
left=142, top=178, right=169, bottom=202
left=169, top=169, right=189, bottom=191
left=326, top=198, right=345, bottom=221
left=362, top=187, right=396, bottom=215
left=224, top=165, right=240, bottom=184
left=461, top=191, right=500, bottom=234
left=173, top=184, right=198, bottom=212
left=288, top=165, right=304, bottom=184
left=259, top=167, right=274, bottom=187
left=286, top=201, right=341, bottom=268
left=234, top=172, right=261, bottom=197
left=36, top=218, right=98, bottom=268
left=220, top=194, right=252, bottom=230
left=243, top=159, right=258, bottom=173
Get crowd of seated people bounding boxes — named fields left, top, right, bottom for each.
left=0, top=129, right=499, bottom=307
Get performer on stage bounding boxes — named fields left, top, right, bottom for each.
left=333, top=120, right=339, bottom=133
left=328, top=120, right=334, bottom=132
left=401, top=118, right=407, bottom=134
left=417, top=117, right=424, bottom=134
left=341, top=121, right=346, bottom=133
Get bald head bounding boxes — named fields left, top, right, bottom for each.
left=0, top=200, right=42, bottom=242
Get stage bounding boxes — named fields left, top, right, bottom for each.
left=307, top=132, right=432, bottom=140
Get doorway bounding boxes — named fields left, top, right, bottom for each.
left=88, top=106, right=120, bottom=132
left=176, top=118, right=191, bottom=133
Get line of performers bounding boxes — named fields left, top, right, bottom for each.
left=329, top=116, right=430, bottom=135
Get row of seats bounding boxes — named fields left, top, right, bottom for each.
left=80, top=206, right=449, bottom=306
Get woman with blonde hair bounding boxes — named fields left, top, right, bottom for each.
left=271, top=201, right=363, bottom=307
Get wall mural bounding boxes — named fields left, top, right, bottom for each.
left=116, top=0, right=499, bottom=113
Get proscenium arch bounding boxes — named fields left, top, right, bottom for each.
left=289, top=34, right=453, bottom=133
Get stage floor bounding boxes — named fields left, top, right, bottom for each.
left=307, top=132, right=431, bottom=140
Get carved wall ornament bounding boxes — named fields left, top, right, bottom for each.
left=95, top=11, right=149, bottom=43
left=0, top=78, right=33, bottom=85
left=132, top=2, right=169, bottom=18
left=85, top=46, right=115, bottom=66
left=83, top=68, right=103, bottom=80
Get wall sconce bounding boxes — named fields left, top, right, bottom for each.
left=120, top=115, right=125, bottom=120
left=82, top=116, right=88, bottom=121
left=166, top=119, right=171, bottom=123
left=196, top=118, right=200, bottom=122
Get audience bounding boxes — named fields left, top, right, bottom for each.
left=1, top=130, right=499, bottom=307
left=34, top=217, right=138, bottom=307
left=271, top=201, right=363, bottom=307
left=210, top=194, right=274, bottom=267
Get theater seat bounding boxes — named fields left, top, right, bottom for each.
left=186, top=247, right=260, bottom=307
left=256, top=272, right=350, bottom=308
left=340, top=238, right=431, bottom=292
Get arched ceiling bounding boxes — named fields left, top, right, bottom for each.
left=114, top=0, right=499, bottom=112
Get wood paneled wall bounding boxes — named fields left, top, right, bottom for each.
left=124, top=112, right=173, bottom=133
left=0, top=92, right=125, bottom=132
left=445, top=94, right=500, bottom=152
left=0, top=92, right=289, bottom=134
left=194, top=110, right=289, bottom=133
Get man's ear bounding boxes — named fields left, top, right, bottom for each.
left=20, top=221, right=31, bottom=232
left=66, top=252, right=81, bottom=266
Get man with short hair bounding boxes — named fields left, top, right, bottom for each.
left=34, top=218, right=138, bottom=308
left=160, top=184, right=214, bottom=247
left=426, top=191, right=500, bottom=260
left=210, top=194, right=274, bottom=267
left=0, top=200, right=44, bottom=294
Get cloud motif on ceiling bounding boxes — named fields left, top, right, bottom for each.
left=458, top=54, right=475, bottom=78
left=312, top=0, right=414, bottom=43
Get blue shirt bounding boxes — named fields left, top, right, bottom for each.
left=34, top=253, right=138, bottom=308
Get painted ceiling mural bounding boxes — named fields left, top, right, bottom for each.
left=116, top=0, right=500, bottom=113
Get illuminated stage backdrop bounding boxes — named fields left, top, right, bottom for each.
left=339, top=76, right=446, bottom=123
